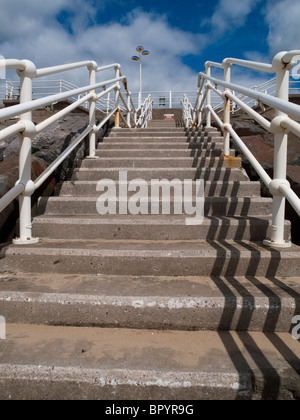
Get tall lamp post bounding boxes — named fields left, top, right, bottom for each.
left=131, top=46, right=150, bottom=109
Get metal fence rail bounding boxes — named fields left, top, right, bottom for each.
left=182, top=50, right=300, bottom=249
left=0, top=84, right=199, bottom=110
left=0, top=58, right=152, bottom=244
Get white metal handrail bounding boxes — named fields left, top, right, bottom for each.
left=0, top=58, right=152, bottom=244
left=182, top=50, right=300, bottom=249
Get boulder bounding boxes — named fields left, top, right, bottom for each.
left=232, top=120, right=268, bottom=137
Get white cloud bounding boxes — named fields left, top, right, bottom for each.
left=204, top=0, right=262, bottom=36
left=0, top=4, right=203, bottom=91
left=264, top=0, right=300, bottom=55
left=76, top=10, right=203, bottom=90
left=0, top=0, right=69, bottom=41
left=1, top=0, right=297, bottom=95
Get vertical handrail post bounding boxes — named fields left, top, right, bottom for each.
left=264, top=52, right=292, bottom=248
left=114, top=65, right=121, bottom=128
left=88, top=62, right=97, bottom=158
left=223, top=60, right=232, bottom=156
left=127, top=92, right=132, bottom=128
left=205, top=65, right=212, bottom=128
left=13, top=60, right=39, bottom=245
left=198, top=92, right=203, bottom=128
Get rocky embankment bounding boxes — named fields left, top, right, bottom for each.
left=0, top=112, right=112, bottom=242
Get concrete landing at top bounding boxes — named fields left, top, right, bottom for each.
left=147, top=119, right=176, bottom=128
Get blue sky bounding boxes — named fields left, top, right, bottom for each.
left=0, top=0, right=300, bottom=91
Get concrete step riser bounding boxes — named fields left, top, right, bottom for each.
left=112, top=127, right=218, bottom=133
left=0, top=364, right=260, bottom=400
left=95, top=149, right=234, bottom=158
left=109, top=131, right=221, bottom=138
left=97, top=142, right=225, bottom=150
left=72, top=168, right=249, bottom=182
left=58, top=181, right=261, bottom=197
left=0, top=273, right=298, bottom=334
left=81, top=157, right=241, bottom=169
left=103, top=136, right=224, bottom=142
left=38, top=197, right=272, bottom=217
left=3, top=249, right=299, bottom=278
left=0, top=290, right=296, bottom=333
left=33, top=218, right=289, bottom=242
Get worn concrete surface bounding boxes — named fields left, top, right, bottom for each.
left=0, top=325, right=299, bottom=400
left=0, top=273, right=299, bottom=332
left=2, top=239, right=300, bottom=277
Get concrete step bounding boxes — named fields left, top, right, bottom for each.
left=80, top=157, right=242, bottom=169
left=1, top=324, right=299, bottom=399
left=0, top=273, right=299, bottom=332
left=110, top=132, right=191, bottom=138
left=72, top=167, right=250, bottom=182
left=111, top=127, right=185, bottom=133
left=38, top=197, right=272, bottom=217
left=58, top=181, right=261, bottom=198
left=147, top=120, right=177, bottom=127
left=2, top=239, right=300, bottom=277
left=95, top=148, right=236, bottom=158
left=32, top=216, right=289, bottom=242
left=109, top=130, right=221, bottom=138
left=103, top=136, right=224, bottom=143
left=97, top=142, right=225, bottom=150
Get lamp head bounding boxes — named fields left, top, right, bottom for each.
left=142, top=50, right=150, bottom=56
left=136, top=46, right=145, bottom=53
left=131, top=56, right=140, bottom=61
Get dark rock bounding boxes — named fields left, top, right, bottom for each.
left=1, top=114, right=113, bottom=182
left=290, top=155, right=300, bottom=166
left=232, top=120, right=268, bottom=137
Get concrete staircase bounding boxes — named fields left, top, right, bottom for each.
left=0, top=120, right=299, bottom=400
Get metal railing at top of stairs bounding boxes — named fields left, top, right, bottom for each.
left=196, top=73, right=300, bottom=116
left=0, top=79, right=153, bottom=116
left=182, top=50, right=300, bottom=249
left=0, top=58, right=153, bottom=244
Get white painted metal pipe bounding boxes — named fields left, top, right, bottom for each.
left=280, top=118, right=300, bottom=137
left=199, top=72, right=300, bottom=121
left=205, top=67, right=212, bottom=128
left=223, top=64, right=231, bottom=156
left=96, top=63, right=120, bottom=73
left=35, top=93, right=93, bottom=134
left=0, top=121, right=26, bottom=143
left=34, top=125, right=93, bottom=190
left=36, top=61, right=95, bottom=78
left=225, top=124, right=273, bottom=188
left=206, top=105, right=224, bottom=131
left=15, top=71, right=38, bottom=244
left=225, top=91, right=272, bottom=132
left=0, top=77, right=126, bottom=122
left=268, top=58, right=290, bottom=247
left=1, top=59, right=27, bottom=71
left=282, top=50, right=300, bottom=64
left=0, top=183, right=24, bottom=213
left=89, top=64, right=97, bottom=158
left=226, top=58, right=274, bottom=74
left=279, top=183, right=300, bottom=217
